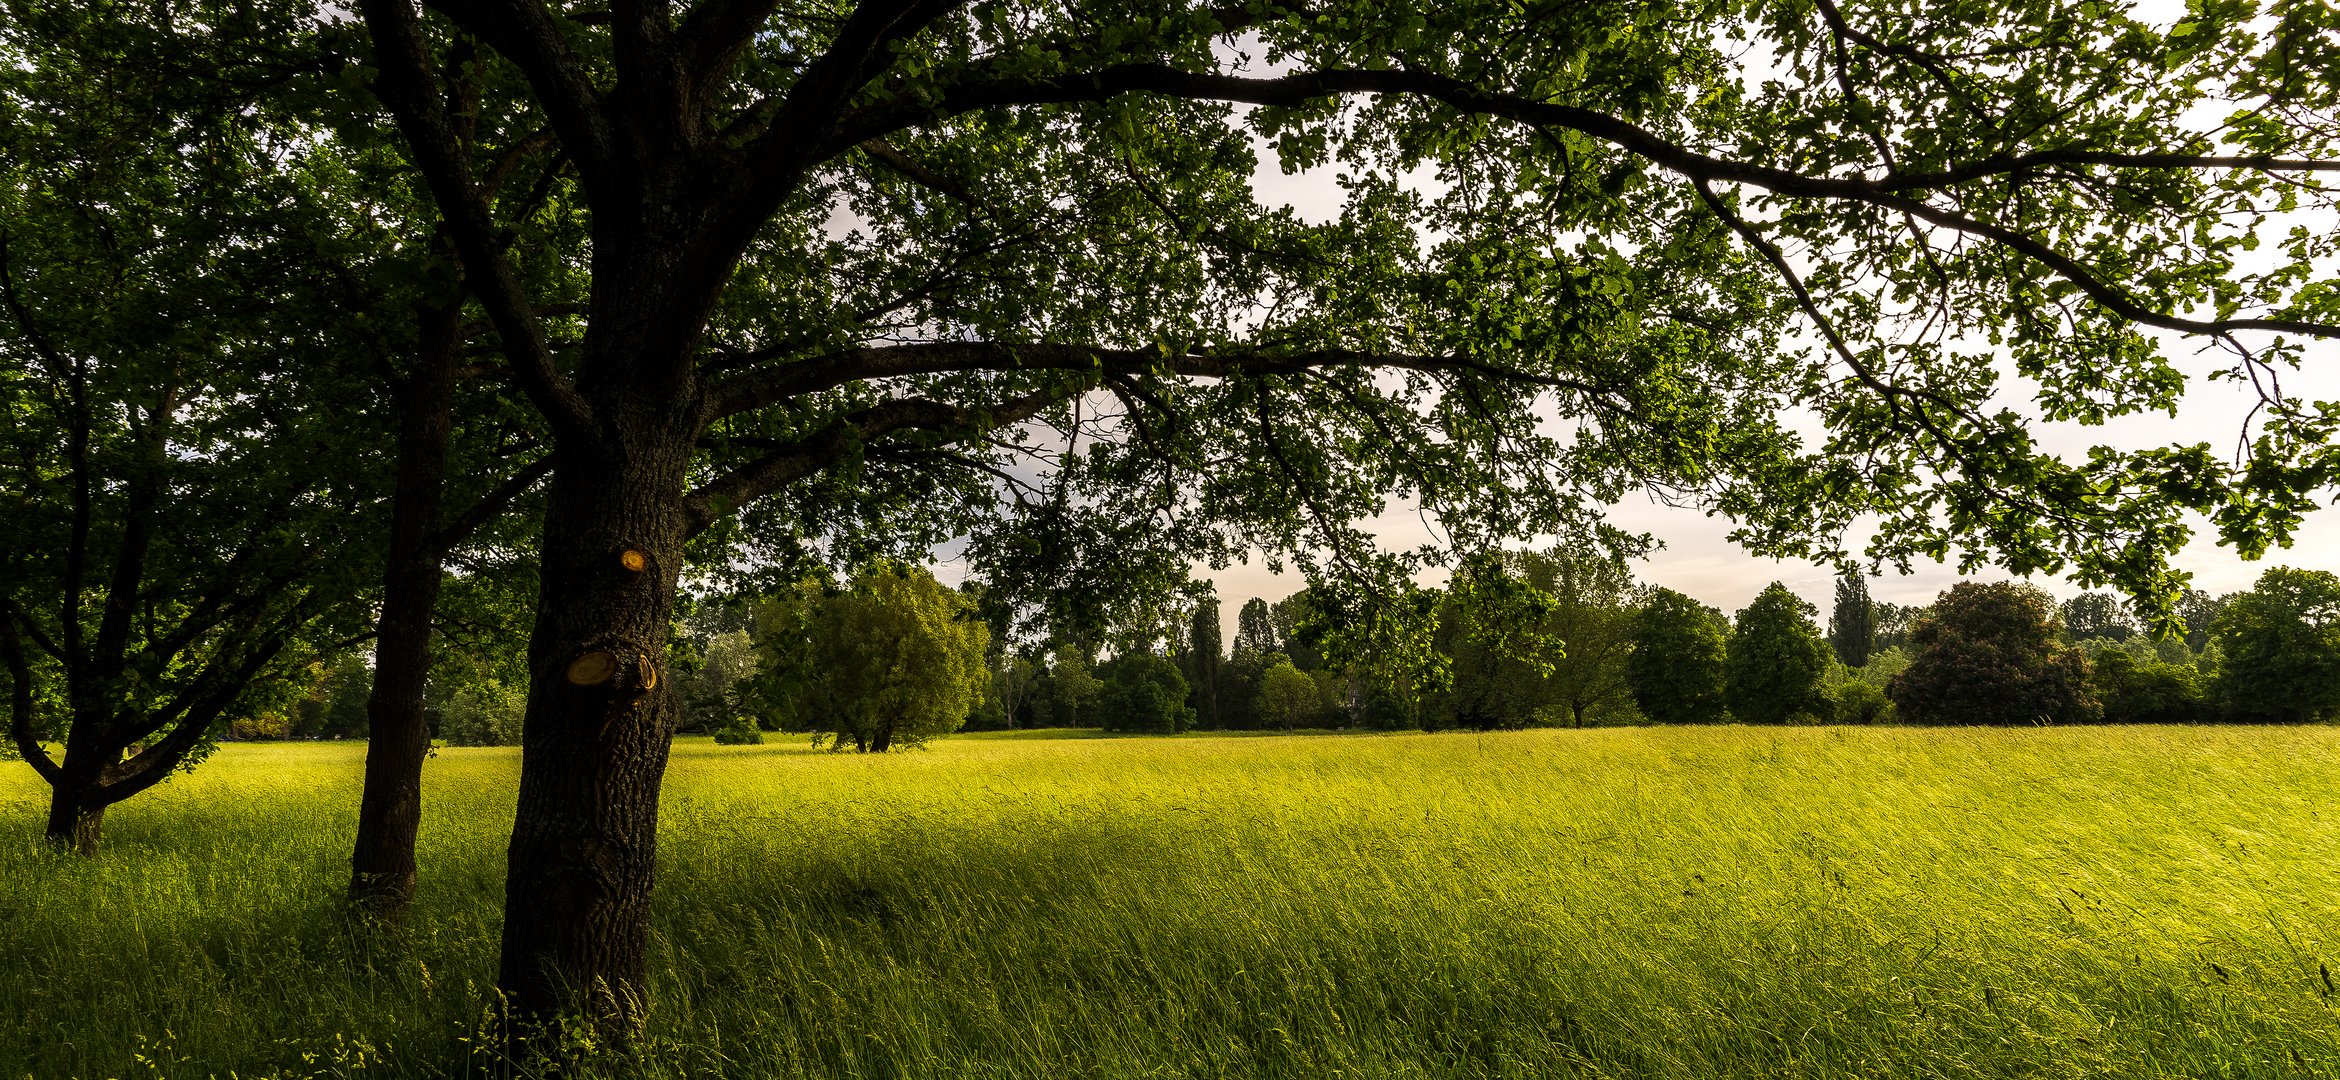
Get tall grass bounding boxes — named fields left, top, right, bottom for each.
left=2, top=726, right=2336, bottom=1078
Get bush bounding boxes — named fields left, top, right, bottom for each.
left=1829, top=679, right=1894, bottom=724
left=712, top=722, right=765, bottom=745
left=2092, top=648, right=2210, bottom=724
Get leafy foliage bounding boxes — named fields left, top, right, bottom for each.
left=1627, top=589, right=1731, bottom=724
left=1889, top=583, right=2097, bottom=726
left=1726, top=583, right=1832, bottom=725
left=2209, top=567, right=2340, bottom=723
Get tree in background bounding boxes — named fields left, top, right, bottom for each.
left=2210, top=567, right=2340, bottom=724
left=1234, top=599, right=1280, bottom=661
left=1256, top=659, right=1322, bottom=730
left=1029, top=643, right=1104, bottom=729
left=1184, top=592, right=1224, bottom=730
left=1872, top=602, right=1927, bottom=652
left=1270, top=592, right=1326, bottom=672
left=1726, top=584, right=1831, bottom=724
left=2061, top=593, right=2137, bottom=643
left=967, top=650, right=1042, bottom=731
left=1829, top=572, right=1875, bottom=667
left=1889, top=583, right=2096, bottom=726
left=755, top=566, right=990, bottom=751
left=2177, top=589, right=2229, bottom=653
left=681, top=630, right=763, bottom=736
left=1096, top=651, right=1194, bottom=734
left=1526, top=550, right=1638, bottom=728
left=1627, top=590, right=1731, bottom=725
left=310, top=657, right=375, bottom=740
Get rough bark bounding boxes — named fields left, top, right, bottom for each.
left=496, top=430, right=689, bottom=1027
left=348, top=302, right=460, bottom=906
left=43, top=779, right=104, bottom=856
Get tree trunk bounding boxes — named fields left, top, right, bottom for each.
left=349, top=303, right=459, bottom=907
left=496, top=436, right=687, bottom=1028
left=43, top=779, right=103, bottom=856
left=869, top=719, right=893, bottom=753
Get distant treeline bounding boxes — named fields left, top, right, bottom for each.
left=203, top=555, right=2339, bottom=750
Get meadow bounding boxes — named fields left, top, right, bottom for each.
left=1, top=726, right=2336, bottom=1079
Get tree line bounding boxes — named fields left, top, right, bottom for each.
left=445, top=553, right=2327, bottom=746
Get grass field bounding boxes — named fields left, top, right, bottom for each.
left=2, top=727, right=2337, bottom=1078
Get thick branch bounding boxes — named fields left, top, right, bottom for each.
left=835, top=63, right=2340, bottom=341
left=702, top=341, right=1600, bottom=425
left=361, top=0, right=595, bottom=439
left=684, top=383, right=1068, bottom=534
left=430, top=454, right=555, bottom=553
left=419, top=0, right=615, bottom=179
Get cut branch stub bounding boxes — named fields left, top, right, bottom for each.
left=566, top=650, right=619, bottom=686
left=618, top=549, right=647, bottom=573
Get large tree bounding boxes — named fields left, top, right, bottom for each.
left=1725, top=582, right=1831, bottom=724
left=2210, top=567, right=2340, bottom=723
left=1889, top=582, right=2098, bottom=726
left=0, top=2, right=389, bottom=851
left=354, top=0, right=2340, bottom=1025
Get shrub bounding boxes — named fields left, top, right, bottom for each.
left=1829, top=679, right=1894, bottom=724
left=712, top=722, right=765, bottom=745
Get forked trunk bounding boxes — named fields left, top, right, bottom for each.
left=43, top=723, right=117, bottom=854
left=497, top=437, right=687, bottom=1028
left=349, top=304, right=458, bottom=907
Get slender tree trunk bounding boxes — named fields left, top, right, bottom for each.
left=497, top=434, right=687, bottom=1027
left=349, top=303, right=460, bottom=907
left=870, top=719, right=894, bottom=753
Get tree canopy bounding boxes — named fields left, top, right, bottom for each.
left=1889, top=582, right=2098, bottom=726
left=9, top=0, right=2340, bottom=1030
left=1726, top=583, right=1832, bottom=724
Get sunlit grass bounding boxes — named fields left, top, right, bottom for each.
left=2, top=726, right=2337, bottom=1077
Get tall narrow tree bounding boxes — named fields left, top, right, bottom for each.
left=1185, top=591, right=1224, bottom=730
left=1829, top=571, right=1875, bottom=668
